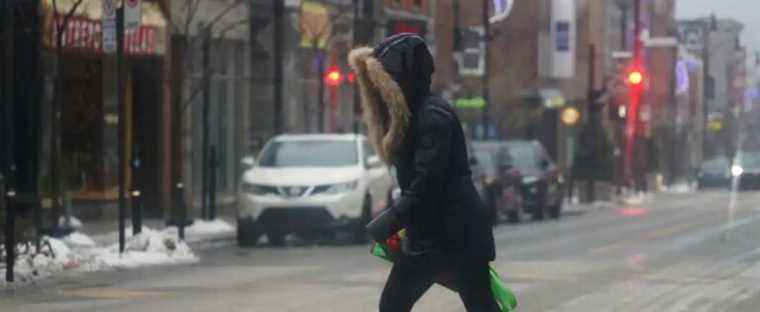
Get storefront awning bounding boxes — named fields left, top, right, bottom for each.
left=42, top=0, right=167, bottom=56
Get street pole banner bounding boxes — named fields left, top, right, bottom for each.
left=125, top=0, right=142, bottom=31
left=489, top=0, right=513, bottom=23
left=550, top=0, right=575, bottom=78
left=102, top=0, right=117, bottom=54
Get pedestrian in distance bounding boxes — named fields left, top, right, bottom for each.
left=349, top=33, right=500, bottom=312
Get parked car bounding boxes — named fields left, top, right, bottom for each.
left=472, top=142, right=524, bottom=223
left=731, top=152, right=760, bottom=191
left=383, top=145, right=488, bottom=218
left=506, top=140, right=565, bottom=220
left=697, top=157, right=731, bottom=189
left=237, top=134, right=392, bottom=246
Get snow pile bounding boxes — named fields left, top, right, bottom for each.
left=97, top=227, right=198, bottom=269
left=63, top=232, right=97, bottom=248
left=184, top=219, right=235, bottom=237
left=1, top=236, right=88, bottom=285
left=2, top=228, right=197, bottom=286
left=621, top=192, right=653, bottom=205
left=662, top=183, right=696, bottom=194
left=58, top=216, right=83, bottom=229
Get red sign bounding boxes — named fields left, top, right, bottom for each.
left=45, top=14, right=162, bottom=56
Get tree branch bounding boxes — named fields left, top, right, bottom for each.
left=205, top=0, right=246, bottom=31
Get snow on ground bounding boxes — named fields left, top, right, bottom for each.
left=58, top=216, right=83, bottom=229
left=2, top=227, right=198, bottom=287
left=184, top=219, right=235, bottom=237
left=661, top=183, right=697, bottom=194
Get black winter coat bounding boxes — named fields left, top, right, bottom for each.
left=349, top=33, right=495, bottom=262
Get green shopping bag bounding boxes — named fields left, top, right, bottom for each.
left=371, top=241, right=518, bottom=312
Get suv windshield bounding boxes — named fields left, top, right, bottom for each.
left=257, top=140, right=358, bottom=167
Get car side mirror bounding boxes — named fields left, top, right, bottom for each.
left=241, top=156, right=255, bottom=169
left=366, top=155, right=383, bottom=169
left=540, top=159, right=550, bottom=169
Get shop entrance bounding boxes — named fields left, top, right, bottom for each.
left=130, top=59, right=163, bottom=218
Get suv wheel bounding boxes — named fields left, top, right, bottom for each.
left=549, top=200, right=563, bottom=219
left=268, top=232, right=286, bottom=246
left=237, top=218, right=260, bottom=247
left=533, top=201, right=547, bottom=221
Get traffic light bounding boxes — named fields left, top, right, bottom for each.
left=627, top=69, right=644, bottom=86
left=325, top=67, right=344, bottom=87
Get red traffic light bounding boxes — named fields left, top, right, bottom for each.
left=347, top=71, right=356, bottom=83
left=627, top=70, right=644, bottom=86
left=325, top=67, right=344, bottom=87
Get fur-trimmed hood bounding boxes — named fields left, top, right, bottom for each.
left=348, top=34, right=434, bottom=164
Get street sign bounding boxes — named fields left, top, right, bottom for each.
left=102, top=0, right=117, bottom=54
left=125, top=0, right=142, bottom=31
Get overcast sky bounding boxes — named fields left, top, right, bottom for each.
left=676, top=0, right=760, bottom=58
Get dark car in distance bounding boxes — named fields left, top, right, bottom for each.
left=506, top=141, right=565, bottom=220
left=732, top=152, right=760, bottom=191
left=697, top=157, right=731, bottom=189
left=472, top=142, right=524, bottom=223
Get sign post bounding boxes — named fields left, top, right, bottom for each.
left=125, top=0, right=142, bottom=31
left=103, top=0, right=117, bottom=54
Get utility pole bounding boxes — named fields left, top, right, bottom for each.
left=116, top=2, right=127, bottom=253
left=352, top=0, right=360, bottom=134
left=481, top=0, right=490, bottom=139
left=624, top=0, right=643, bottom=190
left=272, top=0, right=284, bottom=134
left=4, top=0, right=17, bottom=283
left=201, top=24, right=211, bottom=220
left=586, top=44, right=597, bottom=203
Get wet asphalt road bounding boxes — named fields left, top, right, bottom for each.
left=3, top=190, right=760, bottom=312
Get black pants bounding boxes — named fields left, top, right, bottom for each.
left=379, top=258, right=500, bottom=312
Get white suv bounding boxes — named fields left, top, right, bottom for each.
left=237, top=134, right=392, bottom=246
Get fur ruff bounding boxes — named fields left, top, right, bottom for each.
left=348, top=47, right=411, bottom=164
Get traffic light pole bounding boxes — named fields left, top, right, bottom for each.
left=272, top=0, right=284, bottom=134
left=352, top=0, right=360, bottom=134
left=624, top=0, right=643, bottom=188
left=481, top=0, right=490, bottom=140
left=4, top=0, right=17, bottom=283
left=116, top=2, right=127, bottom=254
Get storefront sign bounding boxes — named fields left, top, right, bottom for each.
left=299, top=1, right=330, bottom=49
left=102, top=0, right=117, bottom=53
left=125, top=0, right=142, bottom=31
left=455, top=97, right=486, bottom=109
left=387, top=19, right=427, bottom=36
left=45, top=13, right=162, bottom=55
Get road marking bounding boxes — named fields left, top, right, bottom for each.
left=61, top=287, right=169, bottom=300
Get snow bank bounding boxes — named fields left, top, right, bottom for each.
left=2, top=228, right=197, bottom=286
left=58, top=216, right=83, bottom=229
left=185, top=219, right=235, bottom=236
left=661, top=183, right=696, bottom=194
left=97, top=227, right=198, bottom=269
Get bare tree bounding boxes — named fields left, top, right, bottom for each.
left=48, top=0, right=85, bottom=234
left=158, top=0, right=249, bottom=222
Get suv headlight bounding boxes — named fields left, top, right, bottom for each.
left=732, top=165, right=744, bottom=177
left=241, top=183, right=278, bottom=196
left=314, top=180, right=359, bottom=195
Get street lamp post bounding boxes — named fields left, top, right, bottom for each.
left=481, top=0, right=490, bottom=139
left=3, top=0, right=17, bottom=282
